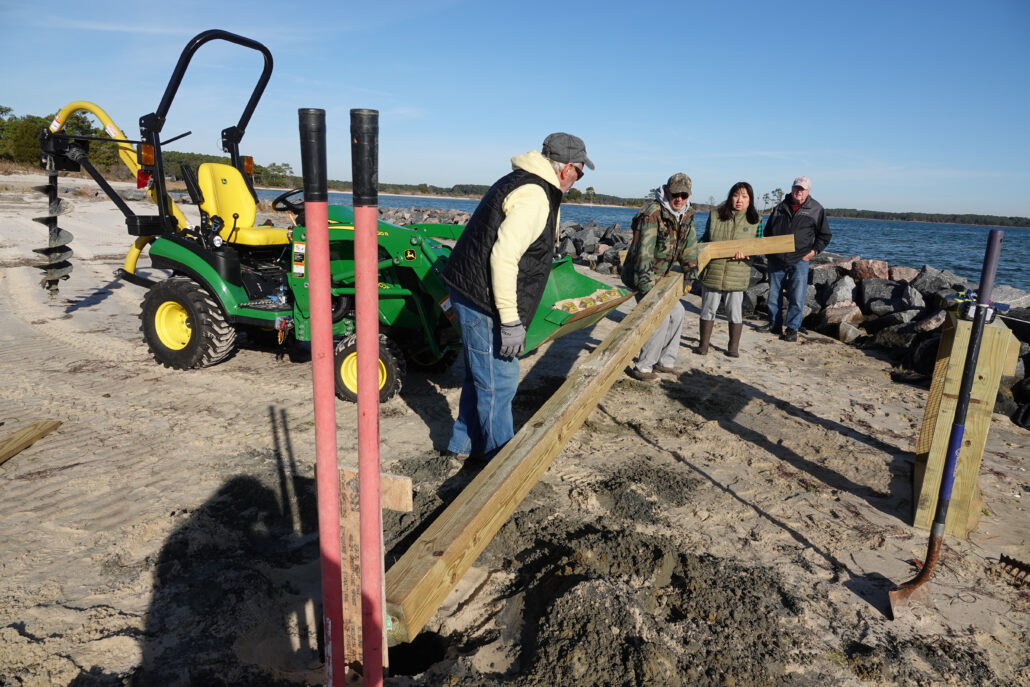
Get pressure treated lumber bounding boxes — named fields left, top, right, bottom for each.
left=617, top=233, right=795, bottom=275
left=384, top=271, right=685, bottom=643
left=0, top=421, right=61, bottom=466
left=339, top=469, right=412, bottom=667
left=913, top=313, right=1020, bottom=536
left=695, top=234, right=795, bottom=272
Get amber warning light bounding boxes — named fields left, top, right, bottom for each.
left=243, top=155, right=254, bottom=175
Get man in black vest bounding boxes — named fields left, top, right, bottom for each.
left=441, top=132, right=592, bottom=459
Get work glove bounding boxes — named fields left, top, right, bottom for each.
left=683, top=259, right=699, bottom=281
left=499, top=321, right=526, bottom=358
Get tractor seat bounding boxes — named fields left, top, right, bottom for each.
left=195, top=163, right=290, bottom=247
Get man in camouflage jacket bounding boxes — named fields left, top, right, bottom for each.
left=620, top=172, right=698, bottom=380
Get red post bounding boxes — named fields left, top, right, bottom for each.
left=298, top=108, right=345, bottom=686
left=351, top=108, right=384, bottom=685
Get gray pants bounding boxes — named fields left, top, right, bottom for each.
left=635, top=298, right=684, bottom=372
left=700, top=286, right=744, bottom=324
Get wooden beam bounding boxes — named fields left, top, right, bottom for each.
left=0, top=421, right=61, bottom=466
left=385, top=271, right=685, bottom=643
left=339, top=470, right=412, bottom=668
left=617, top=233, right=795, bottom=275
left=696, top=234, right=795, bottom=273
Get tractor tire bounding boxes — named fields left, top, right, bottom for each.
left=334, top=333, right=405, bottom=403
left=140, top=276, right=237, bottom=369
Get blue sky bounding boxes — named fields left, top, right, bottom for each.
left=2, top=0, right=1028, bottom=216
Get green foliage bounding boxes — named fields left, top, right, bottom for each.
left=6, top=116, right=49, bottom=164
left=825, top=208, right=1030, bottom=228
left=253, top=161, right=295, bottom=188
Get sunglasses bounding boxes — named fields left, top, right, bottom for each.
left=670, top=192, right=689, bottom=200
left=567, top=163, right=584, bottom=181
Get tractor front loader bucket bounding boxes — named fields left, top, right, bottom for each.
left=524, top=258, right=632, bottom=354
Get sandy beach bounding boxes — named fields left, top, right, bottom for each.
left=1, top=172, right=1027, bottom=686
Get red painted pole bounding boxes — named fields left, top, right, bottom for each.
left=351, top=108, right=384, bottom=685
left=298, top=108, right=345, bottom=686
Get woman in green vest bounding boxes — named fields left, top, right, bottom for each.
left=696, top=181, right=762, bottom=357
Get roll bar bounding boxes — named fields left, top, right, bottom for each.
left=137, top=29, right=273, bottom=221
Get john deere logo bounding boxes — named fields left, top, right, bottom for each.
left=220, top=177, right=228, bottom=185
left=403, top=249, right=416, bottom=261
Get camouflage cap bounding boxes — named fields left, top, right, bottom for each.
left=666, top=173, right=692, bottom=195
left=542, top=132, right=595, bottom=170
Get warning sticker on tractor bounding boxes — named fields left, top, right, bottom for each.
left=439, top=295, right=456, bottom=323
left=293, top=241, right=306, bottom=278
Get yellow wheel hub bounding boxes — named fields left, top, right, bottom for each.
left=154, top=301, right=191, bottom=350
left=340, top=352, right=387, bottom=392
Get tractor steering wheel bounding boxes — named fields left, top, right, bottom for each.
left=271, top=188, right=305, bottom=216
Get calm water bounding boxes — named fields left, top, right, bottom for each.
left=257, top=190, right=1030, bottom=295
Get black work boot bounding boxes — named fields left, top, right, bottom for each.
left=727, top=322, right=743, bottom=357
left=696, top=319, right=714, bottom=355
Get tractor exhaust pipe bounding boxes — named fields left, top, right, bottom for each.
left=298, top=108, right=346, bottom=684
left=351, top=108, right=384, bottom=686
left=889, top=228, right=1004, bottom=617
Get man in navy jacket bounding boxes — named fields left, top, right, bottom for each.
left=759, top=176, right=832, bottom=341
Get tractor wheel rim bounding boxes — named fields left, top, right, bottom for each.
left=154, top=301, right=191, bottom=350
left=341, top=352, right=387, bottom=392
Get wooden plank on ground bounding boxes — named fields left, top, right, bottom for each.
left=0, top=421, right=61, bottom=466
left=339, top=470, right=412, bottom=668
left=384, top=271, right=685, bottom=644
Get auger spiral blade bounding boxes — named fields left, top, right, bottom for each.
left=34, top=179, right=74, bottom=295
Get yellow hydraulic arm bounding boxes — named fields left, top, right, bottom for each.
left=47, top=101, right=191, bottom=276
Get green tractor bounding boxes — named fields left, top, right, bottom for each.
left=37, top=29, right=630, bottom=402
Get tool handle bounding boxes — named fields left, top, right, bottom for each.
left=976, top=229, right=1003, bottom=304
left=299, top=109, right=328, bottom=202
left=350, top=109, right=379, bottom=207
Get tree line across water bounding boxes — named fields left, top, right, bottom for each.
left=2, top=105, right=1027, bottom=228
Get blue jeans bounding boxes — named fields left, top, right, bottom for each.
left=447, top=290, right=520, bottom=458
left=766, top=260, right=810, bottom=331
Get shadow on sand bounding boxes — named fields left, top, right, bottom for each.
left=128, top=407, right=322, bottom=685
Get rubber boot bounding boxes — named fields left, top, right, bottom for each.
left=696, top=319, right=714, bottom=355
left=727, top=322, right=743, bottom=358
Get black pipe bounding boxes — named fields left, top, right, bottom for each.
left=350, top=109, right=379, bottom=207
left=66, top=147, right=136, bottom=219
left=298, top=109, right=327, bottom=203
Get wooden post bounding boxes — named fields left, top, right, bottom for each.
left=384, top=271, right=685, bottom=644
left=913, top=312, right=1020, bottom=536
left=339, top=469, right=412, bottom=670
